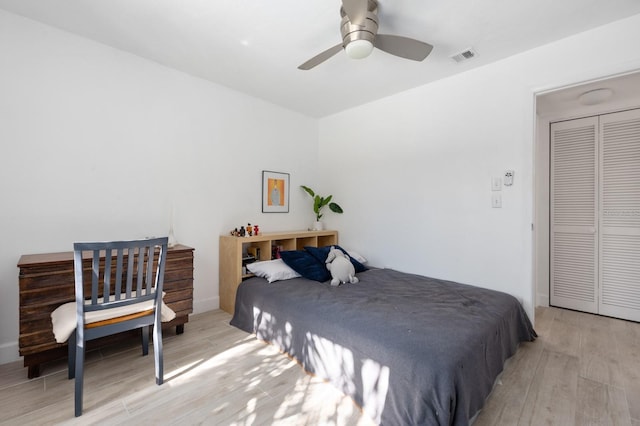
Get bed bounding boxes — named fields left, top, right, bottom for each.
left=230, top=266, right=536, bottom=425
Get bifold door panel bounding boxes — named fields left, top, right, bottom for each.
left=551, top=109, right=640, bottom=322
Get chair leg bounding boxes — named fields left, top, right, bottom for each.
left=74, top=335, right=85, bottom=417
left=141, top=325, right=149, bottom=356
left=153, top=322, right=163, bottom=385
left=68, top=331, right=76, bottom=380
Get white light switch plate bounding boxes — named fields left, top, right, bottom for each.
left=492, top=193, right=502, bottom=208
left=491, top=177, right=502, bottom=191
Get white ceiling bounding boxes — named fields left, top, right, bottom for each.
left=2, top=0, right=640, bottom=118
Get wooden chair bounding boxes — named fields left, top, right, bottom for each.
left=67, top=237, right=168, bottom=416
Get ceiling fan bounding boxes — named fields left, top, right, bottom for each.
left=298, top=0, right=433, bottom=70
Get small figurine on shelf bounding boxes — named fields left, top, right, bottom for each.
left=239, top=226, right=246, bottom=237
left=230, top=228, right=239, bottom=236
left=247, top=223, right=252, bottom=236
left=253, top=224, right=259, bottom=236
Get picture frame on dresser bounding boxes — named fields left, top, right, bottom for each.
left=262, top=170, right=289, bottom=213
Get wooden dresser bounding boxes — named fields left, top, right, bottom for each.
left=219, top=230, right=338, bottom=314
left=17, top=244, right=194, bottom=378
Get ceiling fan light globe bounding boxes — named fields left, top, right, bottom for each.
left=345, top=39, right=374, bottom=59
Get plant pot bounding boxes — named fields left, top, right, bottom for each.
left=312, top=221, right=325, bottom=231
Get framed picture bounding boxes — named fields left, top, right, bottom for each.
left=262, top=171, right=290, bottom=213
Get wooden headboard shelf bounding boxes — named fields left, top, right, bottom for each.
left=218, top=230, right=338, bottom=314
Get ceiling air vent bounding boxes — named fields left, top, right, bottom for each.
left=450, top=48, right=477, bottom=63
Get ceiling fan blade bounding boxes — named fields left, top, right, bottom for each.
left=374, top=34, right=433, bottom=61
left=342, top=0, right=368, bottom=26
left=298, top=43, right=343, bottom=70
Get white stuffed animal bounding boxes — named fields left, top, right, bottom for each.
left=325, top=246, right=359, bottom=286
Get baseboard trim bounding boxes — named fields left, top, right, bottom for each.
left=0, top=341, right=20, bottom=366
left=193, top=296, right=219, bottom=315
left=537, top=294, right=550, bottom=307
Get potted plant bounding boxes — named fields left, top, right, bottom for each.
left=301, top=185, right=343, bottom=230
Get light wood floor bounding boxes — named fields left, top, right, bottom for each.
left=1, top=307, right=639, bottom=425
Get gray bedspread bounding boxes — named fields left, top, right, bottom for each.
left=230, top=268, right=536, bottom=425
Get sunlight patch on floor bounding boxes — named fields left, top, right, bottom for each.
left=166, top=338, right=263, bottom=386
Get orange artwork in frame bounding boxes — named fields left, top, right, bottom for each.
left=262, top=171, right=289, bottom=213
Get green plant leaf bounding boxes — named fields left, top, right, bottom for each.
left=329, top=202, right=343, bottom=214
left=301, top=185, right=315, bottom=197
left=313, top=195, right=322, bottom=214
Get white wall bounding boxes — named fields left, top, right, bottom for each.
left=0, top=10, right=318, bottom=364
left=3, top=9, right=640, bottom=366
left=318, top=13, right=640, bottom=322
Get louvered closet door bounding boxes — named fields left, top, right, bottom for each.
left=598, top=109, right=640, bottom=321
left=550, top=117, right=598, bottom=313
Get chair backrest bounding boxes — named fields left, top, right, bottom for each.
left=73, top=237, right=169, bottom=330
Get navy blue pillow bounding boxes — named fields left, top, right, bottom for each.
left=279, top=250, right=331, bottom=282
left=304, top=245, right=367, bottom=273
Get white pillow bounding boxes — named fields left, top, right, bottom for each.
left=346, top=249, right=367, bottom=264
left=247, top=259, right=301, bottom=283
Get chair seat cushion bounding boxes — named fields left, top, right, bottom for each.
left=51, top=294, right=176, bottom=344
